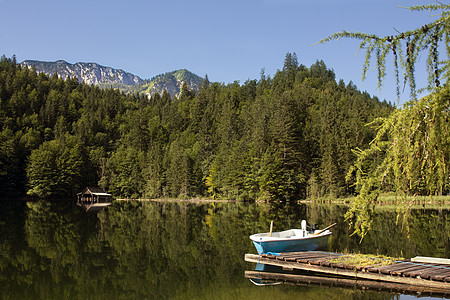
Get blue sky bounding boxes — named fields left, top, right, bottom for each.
left=0, top=0, right=444, bottom=103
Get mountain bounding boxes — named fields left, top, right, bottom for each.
left=21, top=60, right=144, bottom=86
left=21, top=60, right=204, bottom=97
left=138, top=69, right=203, bottom=97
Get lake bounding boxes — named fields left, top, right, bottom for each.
left=0, top=199, right=449, bottom=299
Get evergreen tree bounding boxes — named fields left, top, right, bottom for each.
left=0, top=54, right=393, bottom=201
left=26, top=135, right=86, bottom=197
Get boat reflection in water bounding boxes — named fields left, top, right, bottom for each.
left=247, top=263, right=283, bottom=286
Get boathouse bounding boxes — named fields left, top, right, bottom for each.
left=77, top=187, right=112, bottom=205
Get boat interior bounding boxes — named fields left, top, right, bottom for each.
left=262, top=229, right=310, bottom=238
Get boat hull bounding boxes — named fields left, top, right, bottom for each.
left=250, top=230, right=331, bottom=254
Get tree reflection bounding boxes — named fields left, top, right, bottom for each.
left=0, top=200, right=448, bottom=299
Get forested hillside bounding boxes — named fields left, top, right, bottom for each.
left=21, top=60, right=204, bottom=98
left=0, top=54, right=393, bottom=200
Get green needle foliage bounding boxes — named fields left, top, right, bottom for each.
left=319, top=3, right=450, bottom=239
left=346, top=85, right=450, bottom=239
left=317, top=3, right=450, bottom=101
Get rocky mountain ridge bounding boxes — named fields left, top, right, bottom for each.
left=21, top=60, right=203, bottom=97
left=21, top=60, right=144, bottom=86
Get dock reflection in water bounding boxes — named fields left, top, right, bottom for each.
left=245, top=255, right=450, bottom=297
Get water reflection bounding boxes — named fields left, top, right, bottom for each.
left=0, top=200, right=448, bottom=299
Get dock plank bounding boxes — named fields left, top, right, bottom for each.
left=277, top=252, right=332, bottom=259
left=364, top=266, right=383, bottom=273
left=428, top=270, right=450, bottom=280
left=392, top=264, right=434, bottom=276
left=431, top=271, right=450, bottom=281
left=294, top=255, right=334, bottom=263
left=296, top=256, right=336, bottom=265
left=430, top=274, right=450, bottom=281
left=329, top=262, right=348, bottom=269
left=390, top=264, right=433, bottom=276
left=379, top=263, right=421, bottom=273
left=403, top=264, right=448, bottom=278
left=415, top=265, right=450, bottom=279
left=318, top=260, right=333, bottom=267
left=274, top=253, right=318, bottom=260
left=370, top=261, right=411, bottom=273
left=274, top=252, right=335, bottom=263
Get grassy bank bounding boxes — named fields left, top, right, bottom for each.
left=299, top=194, right=450, bottom=209
left=114, top=195, right=450, bottom=209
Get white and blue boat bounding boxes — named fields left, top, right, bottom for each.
left=250, top=221, right=334, bottom=255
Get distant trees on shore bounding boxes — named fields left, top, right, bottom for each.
left=0, top=54, right=393, bottom=200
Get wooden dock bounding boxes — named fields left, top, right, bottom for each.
left=245, top=251, right=450, bottom=294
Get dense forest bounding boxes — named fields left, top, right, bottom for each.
left=0, top=54, right=393, bottom=200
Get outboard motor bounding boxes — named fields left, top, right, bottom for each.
left=301, top=220, right=307, bottom=237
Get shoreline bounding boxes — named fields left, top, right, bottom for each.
left=113, top=196, right=450, bottom=209
left=115, top=198, right=236, bottom=204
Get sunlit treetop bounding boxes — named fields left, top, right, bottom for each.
left=317, top=3, right=450, bottom=101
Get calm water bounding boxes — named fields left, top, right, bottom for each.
left=0, top=199, right=449, bottom=299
